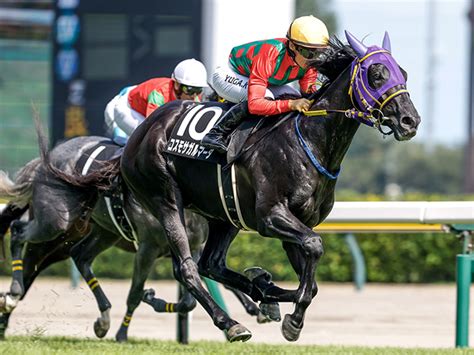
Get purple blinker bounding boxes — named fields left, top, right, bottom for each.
left=345, top=31, right=406, bottom=111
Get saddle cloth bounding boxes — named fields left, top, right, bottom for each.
left=164, top=101, right=265, bottom=164
left=75, top=139, right=138, bottom=249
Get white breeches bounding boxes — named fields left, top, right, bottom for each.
left=104, top=85, right=144, bottom=137
left=210, top=62, right=300, bottom=103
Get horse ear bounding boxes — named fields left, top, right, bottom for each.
left=345, top=30, right=368, bottom=58
left=382, top=31, right=391, bottom=52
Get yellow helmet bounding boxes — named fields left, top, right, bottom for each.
left=287, top=15, right=329, bottom=48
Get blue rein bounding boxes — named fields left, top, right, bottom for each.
left=295, top=114, right=341, bottom=180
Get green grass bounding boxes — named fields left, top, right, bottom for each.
left=0, top=337, right=470, bottom=355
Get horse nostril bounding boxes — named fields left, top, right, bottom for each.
left=401, top=116, right=416, bottom=128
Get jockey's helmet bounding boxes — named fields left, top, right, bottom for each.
left=172, top=59, right=209, bottom=88
left=287, top=15, right=329, bottom=48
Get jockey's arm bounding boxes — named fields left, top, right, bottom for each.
left=145, top=90, right=165, bottom=117
left=247, top=53, right=292, bottom=116
left=298, top=67, right=318, bottom=95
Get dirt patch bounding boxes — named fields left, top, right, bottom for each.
left=2, top=277, right=472, bottom=348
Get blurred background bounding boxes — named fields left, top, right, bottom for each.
left=0, top=0, right=473, bottom=283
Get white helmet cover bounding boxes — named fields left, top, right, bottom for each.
left=172, top=58, right=208, bottom=87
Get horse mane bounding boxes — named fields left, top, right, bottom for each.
left=304, top=36, right=356, bottom=103
left=316, top=36, right=356, bottom=81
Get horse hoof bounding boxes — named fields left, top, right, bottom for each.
left=115, top=328, right=128, bottom=343
left=143, top=288, right=155, bottom=303
left=259, top=302, right=281, bottom=322
left=0, top=294, right=6, bottom=313
left=0, top=293, right=18, bottom=313
left=256, top=311, right=272, bottom=324
left=244, top=267, right=272, bottom=282
left=225, top=324, right=252, bottom=342
left=281, top=314, right=302, bottom=342
left=93, top=318, right=109, bottom=338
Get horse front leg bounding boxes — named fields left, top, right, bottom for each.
left=115, top=240, right=160, bottom=342
left=198, top=220, right=282, bottom=322
left=280, top=241, right=319, bottom=341
left=257, top=202, right=323, bottom=341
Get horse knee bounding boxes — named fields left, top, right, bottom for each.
left=303, top=235, right=324, bottom=259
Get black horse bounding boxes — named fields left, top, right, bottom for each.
left=120, top=33, right=420, bottom=341
left=20, top=33, right=421, bottom=342
left=0, top=136, right=265, bottom=341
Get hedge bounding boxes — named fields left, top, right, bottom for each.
left=0, top=229, right=464, bottom=283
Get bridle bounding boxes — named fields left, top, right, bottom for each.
left=297, top=44, right=410, bottom=179
left=304, top=46, right=409, bottom=136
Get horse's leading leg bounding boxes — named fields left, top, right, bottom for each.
left=70, top=226, right=121, bottom=338
left=257, top=202, right=323, bottom=341
left=280, top=241, right=319, bottom=341
left=115, top=240, right=160, bottom=342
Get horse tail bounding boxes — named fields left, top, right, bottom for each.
left=32, top=104, right=121, bottom=191
left=0, top=158, right=39, bottom=208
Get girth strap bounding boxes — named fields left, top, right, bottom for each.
left=103, top=178, right=139, bottom=250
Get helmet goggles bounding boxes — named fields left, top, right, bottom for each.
left=180, top=84, right=203, bottom=95
left=292, top=42, right=326, bottom=60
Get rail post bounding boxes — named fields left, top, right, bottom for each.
left=456, top=254, right=473, bottom=347
left=176, top=284, right=189, bottom=344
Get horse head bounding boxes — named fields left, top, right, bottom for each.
left=345, top=31, right=420, bottom=141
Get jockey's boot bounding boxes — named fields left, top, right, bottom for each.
left=201, top=101, right=248, bottom=153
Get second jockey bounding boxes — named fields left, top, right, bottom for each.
left=105, top=58, right=208, bottom=145
left=201, top=15, right=329, bottom=153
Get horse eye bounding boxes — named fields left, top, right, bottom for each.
left=368, top=64, right=389, bottom=89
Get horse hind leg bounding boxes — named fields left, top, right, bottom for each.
left=142, top=255, right=197, bottom=315
left=142, top=286, right=197, bottom=314
left=115, top=241, right=160, bottom=342
left=9, top=217, right=64, bottom=297
left=0, top=238, right=71, bottom=339
left=70, top=227, right=120, bottom=339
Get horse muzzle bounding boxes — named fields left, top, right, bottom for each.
left=386, top=114, right=420, bottom=141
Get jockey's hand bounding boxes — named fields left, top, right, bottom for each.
left=289, top=98, right=312, bottom=112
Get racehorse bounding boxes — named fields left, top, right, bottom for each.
left=0, top=136, right=264, bottom=341
left=24, top=32, right=421, bottom=342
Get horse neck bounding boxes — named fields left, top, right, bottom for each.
left=300, top=67, right=361, bottom=173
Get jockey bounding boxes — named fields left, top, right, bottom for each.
left=201, top=15, right=329, bottom=153
left=105, top=58, right=208, bottom=145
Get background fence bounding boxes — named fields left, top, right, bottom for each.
left=0, top=38, right=50, bottom=176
